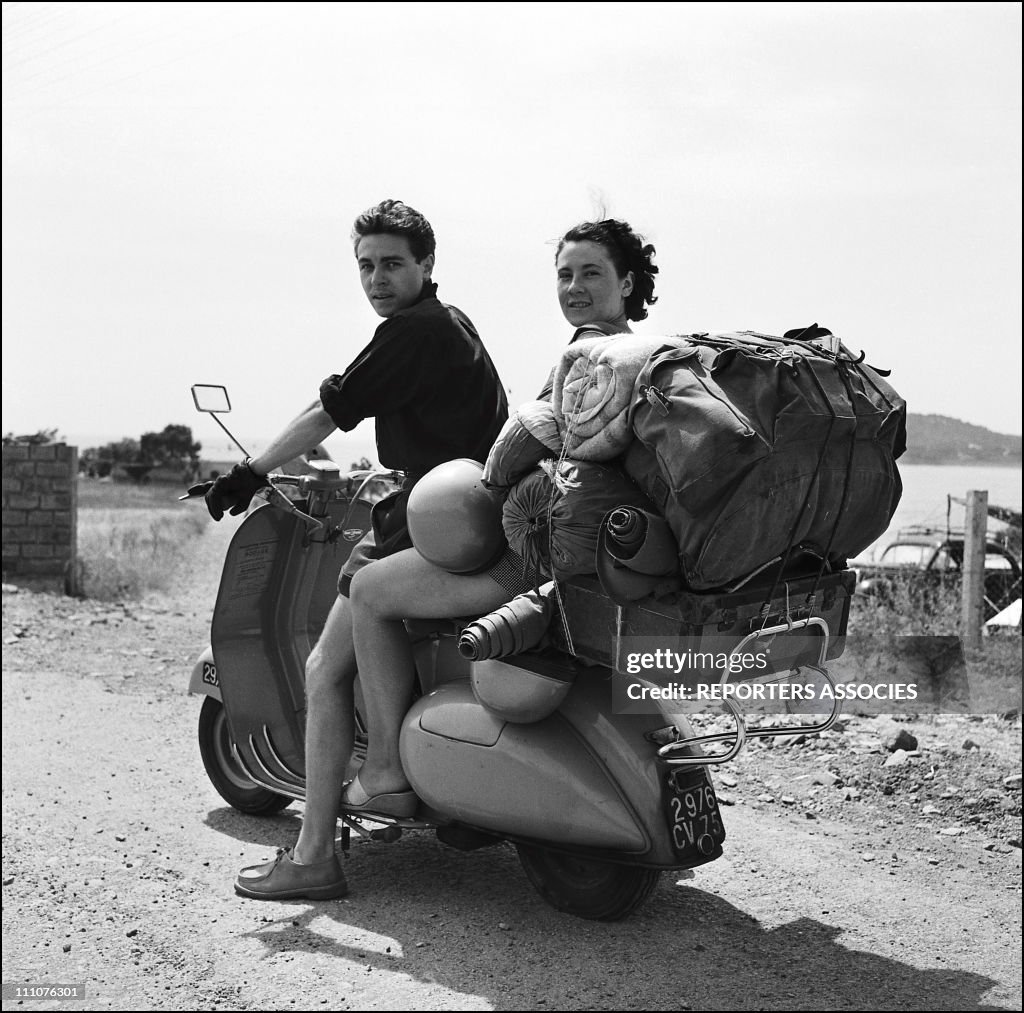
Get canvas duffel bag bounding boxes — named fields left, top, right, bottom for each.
left=624, top=327, right=906, bottom=590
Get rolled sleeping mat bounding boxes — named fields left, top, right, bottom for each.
left=603, top=506, right=680, bottom=576
left=596, top=507, right=683, bottom=606
left=458, top=582, right=555, bottom=661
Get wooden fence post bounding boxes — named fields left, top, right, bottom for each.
left=961, top=489, right=988, bottom=646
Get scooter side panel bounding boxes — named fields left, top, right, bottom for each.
left=403, top=665, right=720, bottom=867
left=402, top=682, right=649, bottom=853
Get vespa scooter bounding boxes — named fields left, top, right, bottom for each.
left=185, top=386, right=851, bottom=920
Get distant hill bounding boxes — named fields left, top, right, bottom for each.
left=50, top=416, right=1024, bottom=468
left=903, top=414, right=1022, bottom=465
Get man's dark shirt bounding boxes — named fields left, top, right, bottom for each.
left=320, top=282, right=508, bottom=479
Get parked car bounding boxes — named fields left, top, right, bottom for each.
left=853, top=527, right=1022, bottom=621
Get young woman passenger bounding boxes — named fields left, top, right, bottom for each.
left=344, top=218, right=659, bottom=812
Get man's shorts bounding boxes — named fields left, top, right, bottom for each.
left=338, top=489, right=413, bottom=597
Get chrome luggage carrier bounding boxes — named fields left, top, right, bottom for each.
left=654, top=615, right=843, bottom=767
left=555, top=571, right=854, bottom=767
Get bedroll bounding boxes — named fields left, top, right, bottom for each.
left=624, top=328, right=906, bottom=591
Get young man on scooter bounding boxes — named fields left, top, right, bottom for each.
left=203, top=199, right=508, bottom=900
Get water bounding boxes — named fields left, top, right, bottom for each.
left=861, top=464, right=1022, bottom=560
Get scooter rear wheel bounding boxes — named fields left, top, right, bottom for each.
left=515, top=844, right=661, bottom=921
left=198, top=697, right=293, bottom=815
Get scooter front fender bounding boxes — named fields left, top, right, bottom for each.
left=188, top=645, right=221, bottom=703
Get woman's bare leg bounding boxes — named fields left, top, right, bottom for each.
left=348, top=549, right=510, bottom=795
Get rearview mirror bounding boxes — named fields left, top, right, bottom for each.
left=191, top=384, right=231, bottom=414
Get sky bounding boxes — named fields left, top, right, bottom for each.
left=2, top=1, right=1021, bottom=465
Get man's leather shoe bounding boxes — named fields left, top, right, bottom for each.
left=235, top=848, right=348, bottom=901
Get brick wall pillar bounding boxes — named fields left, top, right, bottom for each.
left=2, top=442, right=79, bottom=593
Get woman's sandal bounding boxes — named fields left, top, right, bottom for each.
left=340, top=773, right=418, bottom=819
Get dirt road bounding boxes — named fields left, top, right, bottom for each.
left=2, top=522, right=1021, bottom=1011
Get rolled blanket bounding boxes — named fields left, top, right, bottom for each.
left=552, top=334, right=687, bottom=461
left=457, top=582, right=555, bottom=661
left=502, top=461, right=653, bottom=580
left=482, top=401, right=561, bottom=491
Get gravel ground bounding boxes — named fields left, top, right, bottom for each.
left=2, top=520, right=1021, bottom=1011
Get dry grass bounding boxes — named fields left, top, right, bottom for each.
left=76, top=477, right=209, bottom=599
left=848, top=573, right=962, bottom=637
left=77, top=476, right=192, bottom=511
left=847, top=575, right=1022, bottom=714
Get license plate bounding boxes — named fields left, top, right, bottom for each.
left=201, top=660, right=218, bottom=687
left=664, top=770, right=726, bottom=862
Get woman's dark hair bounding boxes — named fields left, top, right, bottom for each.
left=556, top=218, right=658, bottom=321
left=352, top=199, right=436, bottom=262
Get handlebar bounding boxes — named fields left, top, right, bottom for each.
left=259, top=483, right=325, bottom=530
left=180, top=468, right=401, bottom=532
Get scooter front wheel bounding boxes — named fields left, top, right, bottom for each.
left=198, top=697, right=292, bottom=815
left=515, top=844, right=661, bottom=921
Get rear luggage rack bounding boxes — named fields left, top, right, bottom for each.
left=654, top=616, right=843, bottom=767
left=555, top=572, right=852, bottom=767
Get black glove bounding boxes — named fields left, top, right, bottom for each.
left=184, top=480, right=214, bottom=499
left=204, top=461, right=269, bottom=521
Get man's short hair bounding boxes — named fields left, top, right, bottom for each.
left=351, top=199, right=436, bottom=262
